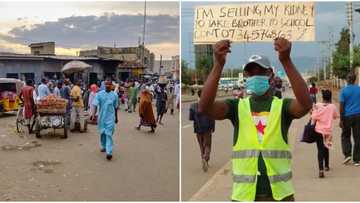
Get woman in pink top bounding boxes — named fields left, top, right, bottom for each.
left=311, top=89, right=339, bottom=178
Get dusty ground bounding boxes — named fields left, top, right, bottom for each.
left=0, top=106, right=179, bottom=201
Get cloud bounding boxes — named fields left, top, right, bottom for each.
left=147, top=42, right=179, bottom=59
left=0, top=39, right=80, bottom=56
left=2, top=13, right=179, bottom=50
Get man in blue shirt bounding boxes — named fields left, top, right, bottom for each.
left=38, top=78, right=50, bottom=99
left=91, top=78, right=119, bottom=161
left=339, top=73, right=360, bottom=166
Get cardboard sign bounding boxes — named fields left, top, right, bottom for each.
left=193, top=2, right=315, bottom=44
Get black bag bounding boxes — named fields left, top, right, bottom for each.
left=301, top=120, right=317, bottom=143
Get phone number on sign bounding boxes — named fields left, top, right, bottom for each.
left=195, top=29, right=295, bottom=41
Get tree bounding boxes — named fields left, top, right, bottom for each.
left=181, top=60, right=192, bottom=85
left=196, top=56, right=213, bottom=83
left=332, top=28, right=360, bottom=79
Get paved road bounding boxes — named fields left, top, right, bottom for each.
left=181, top=96, right=233, bottom=200
left=0, top=105, right=179, bottom=201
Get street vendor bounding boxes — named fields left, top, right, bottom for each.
left=38, top=78, right=50, bottom=99
left=91, top=78, right=119, bottom=161
left=70, top=79, right=85, bottom=131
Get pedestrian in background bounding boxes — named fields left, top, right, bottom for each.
left=155, top=82, right=167, bottom=125
left=309, top=82, right=318, bottom=104
left=167, top=85, right=175, bottom=115
left=70, top=80, right=85, bottom=131
left=311, top=89, right=339, bottom=178
left=38, top=78, right=50, bottom=99
left=19, top=79, right=35, bottom=133
left=137, top=88, right=156, bottom=133
left=339, top=72, right=360, bottom=166
left=53, top=80, right=62, bottom=98
left=189, top=90, right=215, bottom=172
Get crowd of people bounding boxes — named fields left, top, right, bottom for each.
left=19, top=75, right=180, bottom=160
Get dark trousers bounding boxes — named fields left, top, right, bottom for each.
left=315, top=134, right=329, bottom=170
left=254, top=194, right=295, bottom=201
left=196, top=132, right=212, bottom=162
left=341, top=114, right=360, bottom=162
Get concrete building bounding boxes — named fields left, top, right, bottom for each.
left=0, top=54, right=121, bottom=85
left=29, top=42, right=55, bottom=55
left=80, top=45, right=155, bottom=80
left=172, top=55, right=180, bottom=80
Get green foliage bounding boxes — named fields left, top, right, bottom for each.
left=308, top=76, right=318, bottom=83
left=332, top=28, right=360, bottom=79
left=181, top=60, right=192, bottom=85
left=196, top=56, right=213, bottom=83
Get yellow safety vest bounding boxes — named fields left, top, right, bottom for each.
left=232, top=97, right=294, bottom=201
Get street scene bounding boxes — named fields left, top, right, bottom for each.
left=182, top=1, right=360, bottom=201
left=0, top=1, right=179, bottom=201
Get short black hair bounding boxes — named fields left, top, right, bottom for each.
left=347, top=72, right=356, bottom=84
left=26, top=79, right=33, bottom=86
left=197, top=89, right=202, bottom=97
left=322, top=89, right=332, bottom=102
left=41, top=78, right=47, bottom=83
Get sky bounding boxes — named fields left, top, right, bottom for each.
left=0, top=1, right=179, bottom=59
left=181, top=1, right=360, bottom=70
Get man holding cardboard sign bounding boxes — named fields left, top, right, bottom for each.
left=198, top=37, right=312, bottom=201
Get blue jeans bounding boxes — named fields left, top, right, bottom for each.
left=100, top=133, right=113, bottom=155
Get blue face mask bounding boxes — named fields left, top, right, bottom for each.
left=245, top=75, right=270, bottom=96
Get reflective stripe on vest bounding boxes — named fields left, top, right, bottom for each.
left=233, top=150, right=292, bottom=159
left=233, top=171, right=292, bottom=184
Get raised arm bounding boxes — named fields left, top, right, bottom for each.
left=198, top=40, right=231, bottom=120
left=274, top=38, right=312, bottom=118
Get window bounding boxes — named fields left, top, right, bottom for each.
left=20, top=73, right=35, bottom=82
left=6, top=73, right=19, bottom=79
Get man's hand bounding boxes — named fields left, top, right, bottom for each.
left=213, top=40, right=231, bottom=67
left=274, top=37, right=291, bottom=63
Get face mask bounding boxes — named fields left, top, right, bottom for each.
left=245, top=75, right=270, bottom=96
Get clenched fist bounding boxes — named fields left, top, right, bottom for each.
left=213, top=40, right=231, bottom=67
left=274, top=37, right=292, bottom=63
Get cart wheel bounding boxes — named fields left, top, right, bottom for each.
left=35, top=120, right=41, bottom=138
left=16, top=118, right=24, bottom=134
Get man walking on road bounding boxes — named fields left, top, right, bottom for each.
left=91, top=78, right=119, bottom=160
left=189, top=90, right=215, bottom=172
left=339, top=73, right=360, bottom=166
left=19, top=79, right=35, bottom=133
left=70, top=80, right=85, bottom=132
left=198, top=38, right=312, bottom=201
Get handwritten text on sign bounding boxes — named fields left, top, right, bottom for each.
left=193, top=2, right=315, bottom=43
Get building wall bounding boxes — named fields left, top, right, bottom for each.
left=30, top=42, right=55, bottom=55
left=0, top=60, right=104, bottom=84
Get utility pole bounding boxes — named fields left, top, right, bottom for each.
left=142, top=0, right=147, bottom=68
left=347, top=2, right=353, bottom=70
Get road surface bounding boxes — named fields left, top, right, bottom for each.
left=0, top=105, right=179, bottom=201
